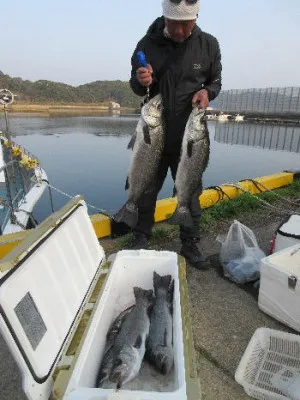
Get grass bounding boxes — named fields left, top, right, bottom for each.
left=114, top=179, right=300, bottom=249
left=199, top=179, right=300, bottom=230
left=115, top=225, right=178, bottom=250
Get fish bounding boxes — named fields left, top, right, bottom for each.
left=96, top=345, right=115, bottom=388
left=106, top=306, right=134, bottom=345
left=146, top=271, right=174, bottom=375
left=96, top=306, right=134, bottom=387
left=109, top=287, right=153, bottom=389
left=168, top=107, right=209, bottom=228
left=113, top=94, right=164, bottom=228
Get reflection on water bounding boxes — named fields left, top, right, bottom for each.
left=7, top=115, right=139, bottom=137
left=1, top=115, right=300, bottom=223
left=215, top=122, right=300, bottom=153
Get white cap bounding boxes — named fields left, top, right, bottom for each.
left=162, top=0, right=199, bottom=21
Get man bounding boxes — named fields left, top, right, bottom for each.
left=127, top=0, right=222, bottom=269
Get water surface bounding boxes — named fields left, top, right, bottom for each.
left=2, top=115, right=300, bottom=223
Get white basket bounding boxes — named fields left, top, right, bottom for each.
left=235, top=328, right=300, bottom=400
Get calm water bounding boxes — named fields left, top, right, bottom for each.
left=2, top=115, right=300, bottom=223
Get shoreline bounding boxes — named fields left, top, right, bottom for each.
left=3, top=103, right=136, bottom=116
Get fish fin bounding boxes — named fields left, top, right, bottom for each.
left=153, top=272, right=172, bottom=294
left=113, top=201, right=138, bottom=228
left=167, top=206, right=193, bottom=228
left=143, top=124, right=151, bottom=144
left=134, top=334, right=143, bottom=349
left=133, top=287, right=153, bottom=302
left=124, top=176, right=129, bottom=191
left=133, top=286, right=143, bottom=299
left=187, top=140, right=194, bottom=157
left=127, top=132, right=136, bottom=149
left=146, top=347, right=174, bottom=375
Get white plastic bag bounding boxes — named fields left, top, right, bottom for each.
left=217, top=220, right=265, bottom=284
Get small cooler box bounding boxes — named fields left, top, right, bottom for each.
left=273, top=215, right=300, bottom=253
left=258, top=243, right=300, bottom=332
left=0, top=196, right=200, bottom=400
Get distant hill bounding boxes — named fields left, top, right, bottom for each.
left=0, top=72, right=141, bottom=108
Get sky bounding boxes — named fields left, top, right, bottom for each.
left=1, top=0, right=300, bottom=90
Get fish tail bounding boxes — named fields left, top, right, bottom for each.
left=113, top=201, right=138, bottom=228
left=153, top=271, right=172, bottom=292
left=147, top=347, right=174, bottom=375
left=133, top=287, right=153, bottom=303
left=167, top=206, right=193, bottom=228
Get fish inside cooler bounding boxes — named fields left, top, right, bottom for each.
left=64, top=250, right=186, bottom=399
left=98, top=273, right=175, bottom=391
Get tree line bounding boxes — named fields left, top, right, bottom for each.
left=0, top=71, right=141, bottom=108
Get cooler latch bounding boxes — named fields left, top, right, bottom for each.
left=288, top=276, right=297, bottom=290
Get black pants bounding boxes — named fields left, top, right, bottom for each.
left=134, top=153, right=203, bottom=242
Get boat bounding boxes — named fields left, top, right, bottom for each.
left=0, top=89, right=48, bottom=235
left=235, top=113, right=244, bottom=122
left=218, top=112, right=230, bottom=122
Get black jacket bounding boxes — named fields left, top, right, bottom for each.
left=130, top=17, right=222, bottom=154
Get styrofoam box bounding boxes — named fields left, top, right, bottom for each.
left=274, top=215, right=300, bottom=253
left=235, top=327, right=300, bottom=400
left=62, top=250, right=187, bottom=400
left=258, top=244, right=300, bottom=332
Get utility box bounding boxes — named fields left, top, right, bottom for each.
left=0, top=196, right=200, bottom=400
left=258, top=243, right=300, bottom=332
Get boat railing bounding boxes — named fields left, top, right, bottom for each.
left=0, top=157, right=40, bottom=234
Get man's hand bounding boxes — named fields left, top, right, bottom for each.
left=136, top=64, right=153, bottom=87
left=192, top=89, right=209, bottom=109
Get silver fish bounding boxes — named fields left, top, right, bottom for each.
left=109, top=287, right=153, bottom=389
left=96, top=346, right=115, bottom=388
left=96, top=306, right=133, bottom=387
left=106, top=306, right=134, bottom=345
left=113, top=94, right=164, bottom=228
left=146, top=271, right=174, bottom=375
left=168, top=108, right=209, bottom=228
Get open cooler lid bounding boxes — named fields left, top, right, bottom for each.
left=0, top=196, right=105, bottom=397
left=278, top=215, right=300, bottom=239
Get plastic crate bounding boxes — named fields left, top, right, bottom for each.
left=235, top=328, right=300, bottom=400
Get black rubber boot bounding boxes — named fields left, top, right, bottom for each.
left=124, top=232, right=149, bottom=250
left=180, top=237, right=209, bottom=270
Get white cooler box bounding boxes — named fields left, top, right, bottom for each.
left=258, top=243, right=300, bottom=332
left=0, top=196, right=200, bottom=400
left=273, top=215, right=300, bottom=253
